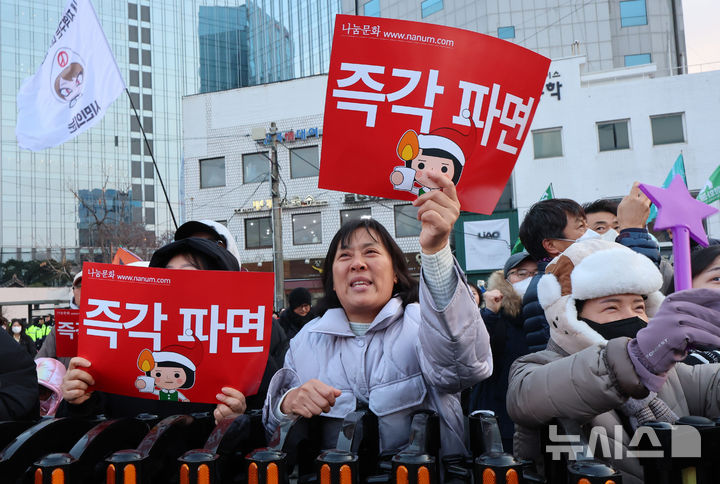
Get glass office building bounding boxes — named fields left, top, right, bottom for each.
left=247, top=0, right=340, bottom=84
left=0, top=0, right=281, bottom=263
left=199, top=5, right=250, bottom=93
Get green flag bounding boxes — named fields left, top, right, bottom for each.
left=512, top=183, right=554, bottom=254
left=648, top=153, right=686, bottom=223
left=539, top=183, right=554, bottom=201
left=697, top=164, right=720, bottom=204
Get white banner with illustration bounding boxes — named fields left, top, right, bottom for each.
left=16, top=0, right=124, bottom=151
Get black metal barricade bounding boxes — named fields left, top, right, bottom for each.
left=542, top=418, right=623, bottom=484
left=104, top=412, right=214, bottom=484
left=0, top=417, right=96, bottom=483
left=32, top=414, right=154, bottom=483
left=315, top=409, right=379, bottom=484
left=179, top=409, right=265, bottom=484
left=15, top=408, right=720, bottom=483
left=635, top=415, right=720, bottom=484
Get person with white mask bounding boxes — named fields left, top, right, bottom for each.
left=469, top=251, right=536, bottom=451
left=583, top=199, right=620, bottom=240
left=518, top=184, right=661, bottom=353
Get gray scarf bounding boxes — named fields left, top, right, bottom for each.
left=619, top=392, right=678, bottom=431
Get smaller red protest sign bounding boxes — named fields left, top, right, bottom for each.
left=319, top=15, right=551, bottom=214
left=78, top=263, right=274, bottom=404
left=54, top=308, right=79, bottom=357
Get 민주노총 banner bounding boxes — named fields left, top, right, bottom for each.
left=319, top=15, right=551, bottom=215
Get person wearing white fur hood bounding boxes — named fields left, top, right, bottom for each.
left=507, top=238, right=720, bottom=484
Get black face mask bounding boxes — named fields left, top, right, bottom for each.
left=580, top=316, right=647, bottom=340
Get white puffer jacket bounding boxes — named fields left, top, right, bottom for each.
left=263, top=262, right=493, bottom=456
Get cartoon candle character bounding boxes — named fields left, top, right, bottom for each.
left=390, top=127, right=473, bottom=195
left=135, top=343, right=199, bottom=402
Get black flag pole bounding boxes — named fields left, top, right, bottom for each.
left=125, top=88, right=178, bottom=230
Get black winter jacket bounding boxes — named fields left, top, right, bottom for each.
left=0, top=331, right=39, bottom=420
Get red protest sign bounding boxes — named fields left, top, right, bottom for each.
left=78, top=263, right=274, bottom=404
left=54, top=308, right=79, bottom=357
left=319, top=15, right=550, bottom=214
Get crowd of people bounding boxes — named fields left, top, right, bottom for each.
left=2, top=174, right=720, bottom=483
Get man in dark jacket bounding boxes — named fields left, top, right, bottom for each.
left=518, top=185, right=659, bottom=352
left=278, top=287, right=315, bottom=341
left=0, top=329, right=39, bottom=420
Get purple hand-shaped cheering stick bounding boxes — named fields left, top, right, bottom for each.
left=639, top=175, right=718, bottom=291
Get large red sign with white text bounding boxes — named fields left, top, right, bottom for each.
left=319, top=15, right=550, bottom=214
left=78, top=263, right=274, bottom=404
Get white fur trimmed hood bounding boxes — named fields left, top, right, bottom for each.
left=537, top=239, right=664, bottom=354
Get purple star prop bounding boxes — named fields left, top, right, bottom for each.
left=639, top=175, right=718, bottom=290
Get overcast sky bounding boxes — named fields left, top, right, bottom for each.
left=683, top=0, right=720, bottom=71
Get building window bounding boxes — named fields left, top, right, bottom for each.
left=597, top=120, right=630, bottom=151
left=394, top=204, right=421, bottom=237
left=421, top=0, right=443, bottom=18
left=129, top=25, right=138, bottom=42
left=290, top=146, right=320, bottom=178
left=293, top=213, right=322, bottom=245
left=651, top=113, right=685, bottom=145
left=620, top=0, right=647, bottom=27
left=497, top=26, right=515, bottom=39
left=199, top=157, right=225, bottom=188
left=532, top=128, right=563, bottom=159
left=341, top=208, right=371, bottom=226
left=624, top=53, right=651, bottom=67
left=363, top=0, right=380, bottom=17
left=243, top=152, right=269, bottom=183
left=245, top=217, right=272, bottom=249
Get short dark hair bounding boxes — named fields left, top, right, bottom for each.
left=691, top=245, right=720, bottom=280
left=147, top=361, right=196, bottom=389
left=519, top=198, right=585, bottom=260
left=582, top=199, right=618, bottom=216
left=316, top=218, right=418, bottom=316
